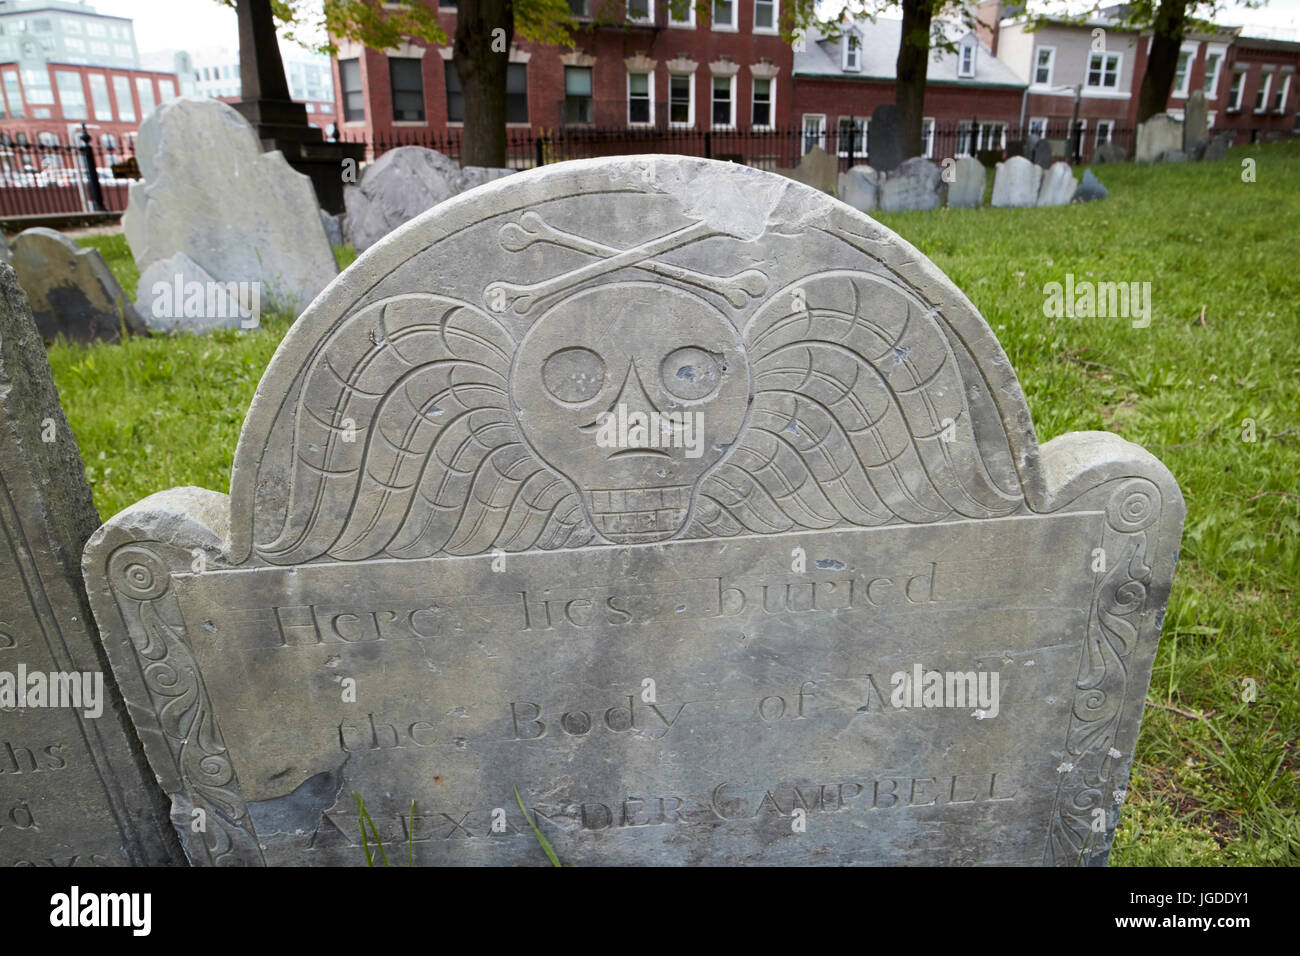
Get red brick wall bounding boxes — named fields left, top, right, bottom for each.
left=791, top=76, right=1024, bottom=127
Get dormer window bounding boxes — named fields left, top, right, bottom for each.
left=843, top=33, right=861, bottom=72
left=958, top=40, right=976, bottom=78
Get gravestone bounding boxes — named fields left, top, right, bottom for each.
left=1037, top=162, right=1079, bottom=207
left=775, top=146, right=838, bottom=195
left=1074, top=169, right=1108, bottom=202
left=1202, top=132, right=1231, bottom=162
left=1183, top=91, right=1209, bottom=156
left=0, top=263, right=181, bottom=866
left=343, top=146, right=514, bottom=253
left=320, top=210, right=345, bottom=249
left=878, top=157, right=942, bottom=212
left=10, top=228, right=146, bottom=343
left=867, top=105, right=905, bottom=173
left=991, top=156, right=1044, bottom=208
left=135, top=251, right=257, bottom=334
left=837, top=165, right=881, bottom=213
left=84, top=156, right=1184, bottom=867
left=1095, top=142, right=1127, bottom=164
left=1135, top=113, right=1182, bottom=163
left=0, top=233, right=11, bottom=267
left=1156, top=148, right=1188, bottom=164
left=124, top=97, right=337, bottom=315
left=946, top=156, right=986, bottom=208
left=1030, top=138, right=1053, bottom=170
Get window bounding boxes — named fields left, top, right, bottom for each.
left=711, top=74, right=734, bottom=127
left=1087, top=52, right=1120, bottom=89
left=100, top=131, right=117, bottom=161
left=627, top=0, right=652, bottom=23
left=1034, top=46, right=1055, bottom=86
left=959, top=42, right=976, bottom=78
left=507, top=62, right=528, bottom=123
left=837, top=116, right=866, bottom=158
left=37, top=130, right=58, bottom=146
left=1173, top=51, right=1191, bottom=96
left=389, top=57, right=424, bottom=121
left=565, top=65, right=593, bottom=123
left=86, top=22, right=106, bottom=37
left=113, top=43, right=132, bottom=59
left=628, top=71, right=651, bottom=125
left=113, top=74, right=133, bottom=121
left=22, top=68, right=53, bottom=104
left=1095, top=120, right=1113, bottom=146
left=1274, top=72, right=1290, bottom=112
left=1228, top=69, right=1246, bottom=109
left=1027, top=116, right=1047, bottom=138
left=55, top=70, right=85, bottom=119
left=568, top=0, right=591, bottom=17
left=160, top=78, right=177, bottom=102
left=843, top=34, right=861, bottom=72
left=713, top=0, right=736, bottom=30
left=922, top=117, right=934, bottom=158
left=222, top=65, right=231, bottom=79
left=63, top=17, right=83, bottom=33
left=135, top=76, right=155, bottom=118
left=1203, top=51, right=1223, bottom=96
left=668, top=0, right=694, bottom=26
left=669, top=72, right=693, bottom=125
left=90, top=41, right=109, bottom=56
left=88, top=73, right=111, bottom=120
left=444, top=61, right=463, bottom=122
left=754, top=0, right=776, bottom=32
left=1254, top=71, right=1272, bottom=113
left=802, top=113, right=825, bottom=153
left=339, top=58, right=364, bottom=121
left=64, top=37, right=84, bottom=52
left=3, top=72, right=22, bottom=118
left=752, top=76, right=772, bottom=128
left=32, top=17, right=51, bottom=32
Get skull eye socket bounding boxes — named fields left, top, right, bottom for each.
left=661, top=347, right=723, bottom=401
left=541, top=347, right=606, bottom=404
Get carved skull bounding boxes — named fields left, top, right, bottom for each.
left=511, top=283, right=749, bottom=543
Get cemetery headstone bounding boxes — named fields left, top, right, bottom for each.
left=1183, top=91, right=1209, bottom=156
left=1135, top=113, right=1182, bottom=163
left=1037, top=162, right=1079, bottom=207
left=0, top=233, right=11, bottom=267
left=775, top=146, right=838, bottom=195
left=1074, top=169, right=1108, bottom=202
left=837, top=165, right=881, bottom=213
left=1030, top=138, right=1053, bottom=170
left=991, top=156, right=1044, bottom=208
left=946, top=156, right=987, bottom=208
left=1156, top=148, right=1188, bottom=164
left=84, top=156, right=1185, bottom=867
left=10, top=228, right=146, bottom=344
left=1094, top=142, right=1127, bottom=164
left=123, top=97, right=337, bottom=315
left=1202, top=132, right=1231, bottom=162
left=343, top=146, right=514, bottom=254
left=878, top=157, right=942, bottom=212
left=135, top=251, right=257, bottom=334
left=0, top=263, right=181, bottom=866
left=868, top=104, right=905, bottom=173
left=320, top=210, right=345, bottom=249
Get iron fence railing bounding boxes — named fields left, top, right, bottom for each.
left=0, top=129, right=137, bottom=219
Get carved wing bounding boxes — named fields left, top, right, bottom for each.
left=255, top=295, right=591, bottom=563
left=692, top=271, right=1026, bottom=537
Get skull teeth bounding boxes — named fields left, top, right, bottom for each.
left=587, top=486, right=689, bottom=541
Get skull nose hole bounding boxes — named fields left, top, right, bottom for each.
left=609, top=360, right=662, bottom=416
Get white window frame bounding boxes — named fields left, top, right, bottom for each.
left=627, top=70, right=653, bottom=126
left=1033, top=46, right=1055, bottom=87
left=712, top=0, right=737, bottom=31
left=836, top=115, right=867, bottom=158
left=710, top=72, right=736, bottom=129
left=1028, top=116, right=1047, bottom=138
left=1202, top=46, right=1225, bottom=98
left=958, top=41, right=976, bottom=78
left=1274, top=71, right=1291, bottom=113
left=1229, top=68, right=1247, bottom=110
left=921, top=116, right=934, bottom=158
left=753, top=0, right=778, bottom=34
left=802, top=112, right=825, bottom=154
left=1086, top=51, right=1122, bottom=90
left=843, top=32, right=861, bottom=72
left=751, top=75, right=774, bottom=129
left=1095, top=119, right=1114, bottom=146
left=1254, top=69, right=1272, bottom=113
left=626, top=0, right=653, bottom=25
left=977, top=121, right=1005, bottom=151
left=1172, top=42, right=1199, bottom=98
left=668, top=70, right=694, bottom=128
left=667, top=0, right=694, bottom=28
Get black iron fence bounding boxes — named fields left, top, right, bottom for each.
left=0, top=130, right=137, bottom=220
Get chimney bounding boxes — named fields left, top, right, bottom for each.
left=976, top=0, right=1003, bottom=56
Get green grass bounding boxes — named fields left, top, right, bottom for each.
left=48, top=143, right=1299, bottom=865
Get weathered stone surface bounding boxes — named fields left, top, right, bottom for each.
left=1203, top=131, right=1232, bottom=162
left=135, top=252, right=257, bottom=334
left=320, top=210, right=344, bottom=249
left=991, top=156, right=1044, bottom=208
left=837, top=165, right=881, bottom=212
left=11, top=228, right=146, bottom=343
left=1156, top=148, right=1188, bottom=164
left=1183, top=90, right=1209, bottom=155
left=0, top=233, right=11, bottom=267
left=1135, top=113, right=1183, bottom=163
left=1074, top=169, right=1108, bottom=202
left=1095, top=142, right=1127, bottom=164
left=946, top=156, right=986, bottom=208
left=878, top=157, right=942, bottom=212
left=124, top=97, right=336, bottom=314
left=1030, top=138, right=1053, bottom=170
left=1037, top=162, right=1079, bottom=207
left=84, top=156, right=1184, bottom=867
left=775, top=146, right=838, bottom=195
left=868, top=104, right=905, bottom=173
left=0, top=263, right=182, bottom=866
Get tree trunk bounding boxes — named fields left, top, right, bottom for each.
left=896, top=0, right=933, bottom=159
left=1137, top=0, right=1189, bottom=124
left=454, top=0, right=514, bottom=167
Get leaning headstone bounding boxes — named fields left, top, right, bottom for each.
left=84, top=156, right=1185, bottom=867
left=1074, top=169, right=1108, bottom=202
left=343, top=146, right=514, bottom=253
left=10, top=228, right=146, bottom=343
left=867, top=104, right=905, bottom=173
left=775, top=145, right=838, bottom=195
left=124, top=97, right=336, bottom=314
left=134, top=251, right=256, bottom=334
left=1183, top=90, right=1209, bottom=156
left=1030, top=138, right=1053, bottom=170
left=1037, top=161, right=1079, bottom=207
left=1202, top=132, right=1231, bottom=162
left=0, top=263, right=181, bottom=866
left=878, top=157, right=942, bottom=212
left=991, top=156, right=1044, bottom=208
left=946, top=156, right=987, bottom=208
left=837, top=165, right=881, bottom=212
left=1156, top=148, right=1188, bottom=164
left=1135, top=113, right=1182, bottom=163
left=1095, top=142, right=1127, bottom=164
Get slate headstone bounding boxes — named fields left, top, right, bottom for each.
left=1005, top=139, right=1026, bottom=158
left=1037, top=162, right=1079, bottom=207
left=837, top=165, right=881, bottom=213
left=775, top=146, right=838, bottom=195
left=1030, top=138, right=1053, bottom=170
left=1135, top=113, right=1182, bottom=163
left=10, top=228, right=146, bottom=343
left=868, top=104, right=905, bottom=173
left=1183, top=91, right=1209, bottom=156
left=123, top=97, right=337, bottom=314
left=946, top=156, right=987, bottom=209
left=1156, top=148, right=1188, bottom=164
left=134, top=251, right=257, bottom=334
left=0, top=233, right=11, bottom=267
left=343, top=146, right=515, bottom=253
left=84, top=156, right=1185, bottom=867
left=1095, top=142, right=1127, bottom=164
left=0, top=263, right=181, bottom=866
left=991, top=156, right=1044, bottom=208
left=878, top=157, right=942, bottom=212
left=320, top=210, right=345, bottom=249
left=1074, top=169, right=1108, bottom=202
left=1202, top=132, right=1231, bottom=162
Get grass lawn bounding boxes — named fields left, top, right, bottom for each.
left=48, top=142, right=1298, bottom=866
